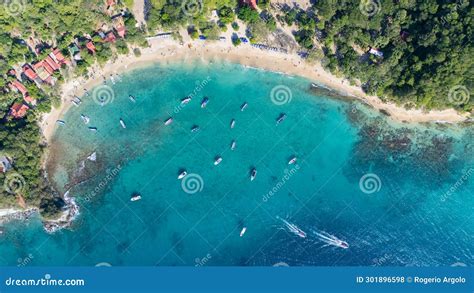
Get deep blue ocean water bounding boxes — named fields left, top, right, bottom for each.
left=0, top=61, right=473, bottom=266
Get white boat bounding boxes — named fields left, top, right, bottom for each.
left=130, top=193, right=141, bottom=202
left=230, top=140, right=236, bottom=150
left=129, top=95, right=136, bottom=103
left=72, top=99, right=81, bottom=107
left=201, top=97, right=209, bottom=108
left=88, top=126, right=98, bottom=132
left=191, top=125, right=200, bottom=132
left=250, top=168, right=257, bottom=181
left=230, top=119, right=236, bottom=129
left=278, top=217, right=306, bottom=238
left=240, top=102, right=248, bottom=111
left=214, top=156, right=222, bottom=165
left=56, top=120, right=66, bottom=125
left=240, top=227, right=247, bottom=237
left=181, top=96, right=192, bottom=105
left=120, top=118, right=126, bottom=129
left=164, top=117, right=173, bottom=125
left=81, top=114, right=90, bottom=124
left=178, top=170, right=187, bottom=180
left=288, top=156, right=297, bottom=165
left=87, top=152, right=97, bottom=161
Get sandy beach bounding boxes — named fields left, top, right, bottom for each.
left=40, top=36, right=469, bottom=142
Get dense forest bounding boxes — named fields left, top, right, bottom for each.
left=0, top=0, right=472, bottom=219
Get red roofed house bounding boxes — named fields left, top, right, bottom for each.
left=105, top=31, right=117, bottom=43
left=51, top=48, right=69, bottom=65
left=22, top=64, right=39, bottom=82
left=24, top=95, right=36, bottom=105
left=115, top=24, right=126, bottom=38
left=242, top=0, right=257, bottom=9
left=86, top=41, right=96, bottom=53
left=9, top=80, right=28, bottom=96
left=33, top=61, right=54, bottom=84
left=10, top=103, right=29, bottom=119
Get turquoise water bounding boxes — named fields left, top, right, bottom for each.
left=0, top=61, right=473, bottom=266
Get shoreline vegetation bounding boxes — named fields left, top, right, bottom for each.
left=0, top=0, right=472, bottom=231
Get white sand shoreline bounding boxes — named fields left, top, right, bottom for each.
left=40, top=37, right=469, bottom=143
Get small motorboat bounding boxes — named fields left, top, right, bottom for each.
left=214, top=156, right=223, bottom=166
left=240, top=227, right=247, bottom=237
left=72, top=97, right=81, bottom=107
left=84, top=89, right=90, bottom=96
left=276, top=113, right=287, bottom=125
left=178, top=170, right=187, bottom=180
left=80, top=114, right=90, bottom=124
left=250, top=168, right=257, bottom=181
left=129, top=95, right=136, bottom=103
left=88, top=126, right=98, bottom=132
left=288, top=156, right=297, bottom=165
left=191, top=125, right=200, bottom=133
left=56, top=120, right=66, bottom=125
left=230, top=140, right=236, bottom=150
left=181, top=96, right=192, bottom=105
left=130, top=192, right=142, bottom=202
left=164, top=117, right=173, bottom=125
left=337, top=240, right=349, bottom=249
left=230, top=119, right=236, bottom=129
left=120, top=118, right=126, bottom=129
left=201, top=97, right=209, bottom=108
left=87, top=152, right=97, bottom=161
left=240, top=102, right=248, bottom=111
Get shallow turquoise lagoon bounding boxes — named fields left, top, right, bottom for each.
left=0, top=61, right=472, bottom=266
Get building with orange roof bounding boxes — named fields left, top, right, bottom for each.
left=242, top=0, right=257, bottom=9
left=10, top=103, right=29, bottom=118
left=22, top=64, right=38, bottom=81
left=86, top=41, right=96, bottom=53
left=9, top=80, right=28, bottom=96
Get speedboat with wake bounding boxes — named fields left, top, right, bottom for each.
left=250, top=168, right=257, bottom=181
left=81, top=114, right=90, bottom=124
left=214, top=156, right=223, bottom=165
left=177, top=170, right=187, bottom=180
left=276, top=113, right=287, bottom=125
left=277, top=216, right=306, bottom=238
left=312, top=230, right=349, bottom=249
left=240, top=102, right=248, bottom=111
left=201, top=97, right=209, bottom=108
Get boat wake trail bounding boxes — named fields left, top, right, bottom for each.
left=277, top=216, right=307, bottom=238
left=311, top=229, right=349, bottom=249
